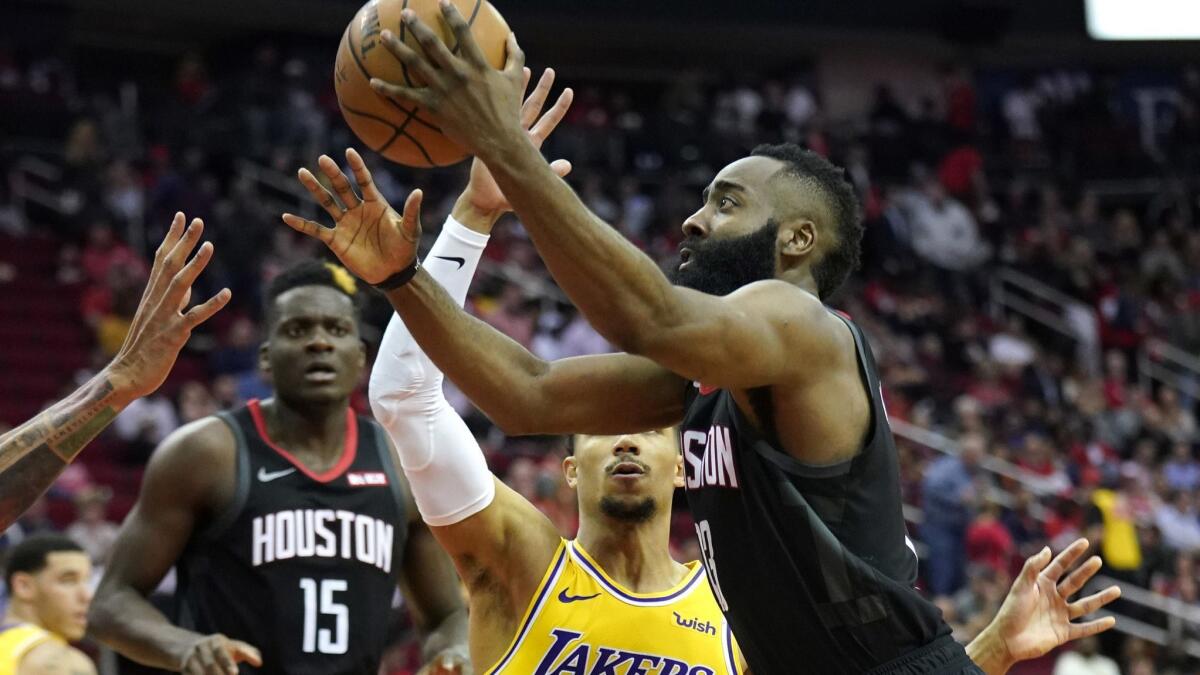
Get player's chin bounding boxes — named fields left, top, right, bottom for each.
left=290, top=380, right=356, bottom=400
left=62, top=619, right=87, bottom=643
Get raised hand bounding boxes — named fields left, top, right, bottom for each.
left=989, top=538, right=1120, bottom=664
left=283, top=149, right=423, bottom=285
left=460, top=67, right=573, bottom=220
left=107, top=213, right=231, bottom=401
left=370, top=0, right=528, bottom=161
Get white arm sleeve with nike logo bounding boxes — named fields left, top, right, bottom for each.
left=368, top=215, right=496, bottom=526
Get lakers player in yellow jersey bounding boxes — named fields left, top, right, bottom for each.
left=352, top=69, right=741, bottom=675
left=0, top=535, right=95, bottom=674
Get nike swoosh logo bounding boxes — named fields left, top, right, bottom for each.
left=558, top=589, right=601, bottom=603
left=433, top=255, right=465, bottom=269
left=257, top=467, right=297, bottom=482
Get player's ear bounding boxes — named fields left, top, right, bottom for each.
left=258, top=342, right=272, bottom=375
left=673, top=452, right=685, bottom=489
left=779, top=218, right=816, bottom=261
left=562, top=456, right=579, bottom=489
left=10, top=572, right=35, bottom=601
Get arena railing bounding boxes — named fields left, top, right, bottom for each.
left=234, top=158, right=320, bottom=225
left=10, top=154, right=68, bottom=221
left=1138, top=337, right=1200, bottom=402
left=988, top=267, right=1101, bottom=375
left=892, top=419, right=1200, bottom=659
left=992, top=266, right=1200, bottom=404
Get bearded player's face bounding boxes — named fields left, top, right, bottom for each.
left=566, top=429, right=684, bottom=524
left=670, top=156, right=786, bottom=297
left=261, top=286, right=366, bottom=404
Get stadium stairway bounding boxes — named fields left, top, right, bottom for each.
left=0, top=232, right=90, bottom=427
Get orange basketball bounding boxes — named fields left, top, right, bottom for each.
left=334, top=0, right=510, bottom=168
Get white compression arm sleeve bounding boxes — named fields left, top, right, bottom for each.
left=369, top=215, right=496, bottom=526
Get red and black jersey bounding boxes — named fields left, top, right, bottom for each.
left=175, top=400, right=408, bottom=675
left=680, top=313, right=961, bottom=674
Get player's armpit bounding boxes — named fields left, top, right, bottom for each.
left=430, top=478, right=561, bottom=595
left=621, top=279, right=849, bottom=391
left=18, top=642, right=96, bottom=675
left=429, top=478, right=562, bottom=669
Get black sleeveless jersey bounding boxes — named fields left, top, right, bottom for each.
left=175, top=400, right=409, bottom=675
left=679, top=313, right=952, bottom=674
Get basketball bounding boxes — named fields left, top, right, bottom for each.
left=334, top=0, right=510, bottom=168
left=333, top=0, right=511, bottom=166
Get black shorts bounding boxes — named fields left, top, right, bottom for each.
left=865, top=635, right=985, bottom=675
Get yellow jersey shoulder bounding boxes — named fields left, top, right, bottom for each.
left=0, top=623, right=64, bottom=675
left=487, top=539, right=739, bottom=675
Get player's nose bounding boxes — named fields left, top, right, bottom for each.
left=305, top=331, right=335, bottom=352
left=682, top=211, right=708, bottom=239
left=611, top=435, right=640, bottom=456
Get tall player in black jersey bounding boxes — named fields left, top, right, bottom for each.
left=281, top=7, right=1121, bottom=674
left=88, top=262, right=469, bottom=675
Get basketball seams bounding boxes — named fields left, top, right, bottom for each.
left=341, top=0, right=491, bottom=167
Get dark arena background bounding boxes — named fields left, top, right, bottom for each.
left=2, top=0, right=1200, bottom=672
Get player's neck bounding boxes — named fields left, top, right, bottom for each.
left=3, top=602, right=43, bottom=632
left=575, top=515, right=685, bottom=593
left=260, top=397, right=348, bottom=462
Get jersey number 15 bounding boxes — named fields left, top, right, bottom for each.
left=300, top=578, right=349, bottom=654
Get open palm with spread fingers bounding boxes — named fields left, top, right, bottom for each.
left=990, top=538, right=1121, bottom=663
left=108, top=213, right=231, bottom=399
left=462, top=66, right=573, bottom=218
left=284, top=68, right=573, bottom=279
left=282, top=149, right=422, bottom=286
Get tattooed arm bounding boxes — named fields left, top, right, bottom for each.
left=0, top=376, right=124, bottom=531
left=0, top=213, right=229, bottom=531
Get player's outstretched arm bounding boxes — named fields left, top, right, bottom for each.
left=0, top=214, right=229, bottom=531
left=365, top=4, right=841, bottom=390
left=89, top=421, right=261, bottom=674
left=965, top=539, right=1121, bottom=674
left=285, top=73, right=687, bottom=435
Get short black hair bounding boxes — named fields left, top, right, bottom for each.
left=264, top=260, right=362, bottom=327
left=750, top=143, right=863, bottom=299
left=5, top=534, right=84, bottom=591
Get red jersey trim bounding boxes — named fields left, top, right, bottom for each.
left=247, top=399, right=358, bottom=483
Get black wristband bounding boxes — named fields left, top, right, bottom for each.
left=372, top=258, right=421, bottom=291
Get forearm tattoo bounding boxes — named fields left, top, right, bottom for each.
left=0, top=377, right=119, bottom=529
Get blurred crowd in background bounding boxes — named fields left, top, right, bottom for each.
left=2, top=40, right=1200, bottom=674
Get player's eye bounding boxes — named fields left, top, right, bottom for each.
left=287, top=324, right=306, bottom=338
left=718, top=196, right=735, bottom=209
left=330, top=324, right=348, bottom=337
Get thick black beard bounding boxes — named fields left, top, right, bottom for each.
left=599, top=495, right=657, bottom=523
left=668, top=219, right=779, bottom=296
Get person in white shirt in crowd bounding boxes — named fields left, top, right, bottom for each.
left=1052, top=636, right=1120, bottom=675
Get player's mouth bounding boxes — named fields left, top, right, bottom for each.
left=608, top=460, right=647, bottom=481
left=678, top=247, right=693, bottom=269
left=304, top=362, right=339, bottom=383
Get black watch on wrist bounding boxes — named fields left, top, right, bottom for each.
left=372, top=258, right=421, bottom=291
